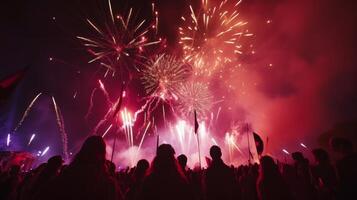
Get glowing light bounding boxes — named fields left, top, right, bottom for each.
left=41, top=146, right=50, bottom=156
left=102, top=124, right=113, bottom=138
left=300, top=143, right=308, bottom=149
left=28, top=134, right=36, bottom=146
left=282, top=149, right=290, bottom=155
left=6, top=134, right=11, bottom=147
left=121, top=107, right=135, bottom=147
left=52, top=97, right=69, bottom=160
left=211, top=137, right=218, bottom=145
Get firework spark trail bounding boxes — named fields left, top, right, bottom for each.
left=92, top=106, right=113, bottom=135
left=6, top=134, right=11, bottom=147
left=282, top=149, right=290, bottom=155
left=211, top=137, right=218, bottom=145
left=135, top=121, right=151, bottom=161
left=28, top=134, right=36, bottom=146
left=300, top=143, right=308, bottom=149
left=101, top=124, right=113, bottom=138
left=177, top=82, right=213, bottom=120
left=57, top=101, right=69, bottom=160
left=225, top=132, right=244, bottom=162
left=225, top=132, right=243, bottom=153
left=41, top=146, right=50, bottom=156
left=52, top=97, right=69, bottom=160
left=77, top=0, right=160, bottom=73
left=179, top=0, right=252, bottom=76
left=13, top=93, right=42, bottom=132
left=98, top=79, right=112, bottom=106
left=215, top=106, right=222, bottom=122
left=121, top=107, right=135, bottom=148
left=85, top=88, right=98, bottom=120
left=141, top=54, right=192, bottom=99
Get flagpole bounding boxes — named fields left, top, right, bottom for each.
left=194, top=110, right=201, bottom=169
left=111, top=81, right=125, bottom=163
left=196, top=131, right=202, bottom=169
left=111, top=131, right=117, bottom=162
left=247, top=123, right=252, bottom=165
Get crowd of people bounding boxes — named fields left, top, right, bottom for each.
left=0, top=135, right=356, bottom=200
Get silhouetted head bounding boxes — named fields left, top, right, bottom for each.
left=137, top=159, right=149, bottom=173
left=177, top=154, right=187, bottom=169
left=135, top=159, right=149, bottom=177
left=292, top=152, right=304, bottom=162
left=157, top=144, right=175, bottom=158
left=47, top=155, right=63, bottom=170
left=330, top=137, right=354, bottom=155
left=9, top=165, right=20, bottom=176
left=210, top=145, right=222, bottom=160
left=312, top=148, right=330, bottom=164
left=73, top=136, right=106, bottom=165
left=105, top=160, right=116, bottom=176
left=151, top=144, right=179, bottom=173
left=260, top=155, right=279, bottom=178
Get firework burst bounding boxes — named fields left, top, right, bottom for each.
left=177, top=82, right=213, bottom=120
left=77, top=0, right=160, bottom=74
left=141, top=54, right=192, bottom=100
left=179, top=0, right=252, bottom=76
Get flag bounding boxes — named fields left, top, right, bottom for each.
left=194, top=110, right=199, bottom=134
left=253, top=132, right=264, bottom=155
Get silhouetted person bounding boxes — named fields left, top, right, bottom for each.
left=106, top=160, right=116, bottom=178
left=205, top=145, right=237, bottom=200
left=126, top=159, right=149, bottom=200
left=257, top=156, right=292, bottom=200
left=31, top=155, right=63, bottom=199
left=37, top=136, right=123, bottom=200
left=0, top=165, right=22, bottom=200
left=291, top=152, right=316, bottom=200
left=330, top=137, right=357, bottom=200
left=177, top=154, right=188, bottom=175
left=311, top=148, right=337, bottom=200
left=138, top=144, right=193, bottom=200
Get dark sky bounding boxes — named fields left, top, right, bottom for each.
left=1, top=0, right=357, bottom=157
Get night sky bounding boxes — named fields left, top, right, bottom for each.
left=1, top=0, right=357, bottom=163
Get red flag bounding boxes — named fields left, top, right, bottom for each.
left=253, top=132, right=264, bottom=155
left=194, top=110, right=199, bottom=134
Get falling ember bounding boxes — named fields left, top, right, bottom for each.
left=6, top=134, right=11, bottom=147
left=28, top=134, right=36, bottom=146
left=141, top=54, right=192, bottom=99
left=300, top=143, right=308, bottom=149
left=282, top=149, right=290, bottom=155
left=77, top=0, right=160, bottom=73
left=41, top=146, right=50, bottom=156
left=179, top=0, right=252, bottom=76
